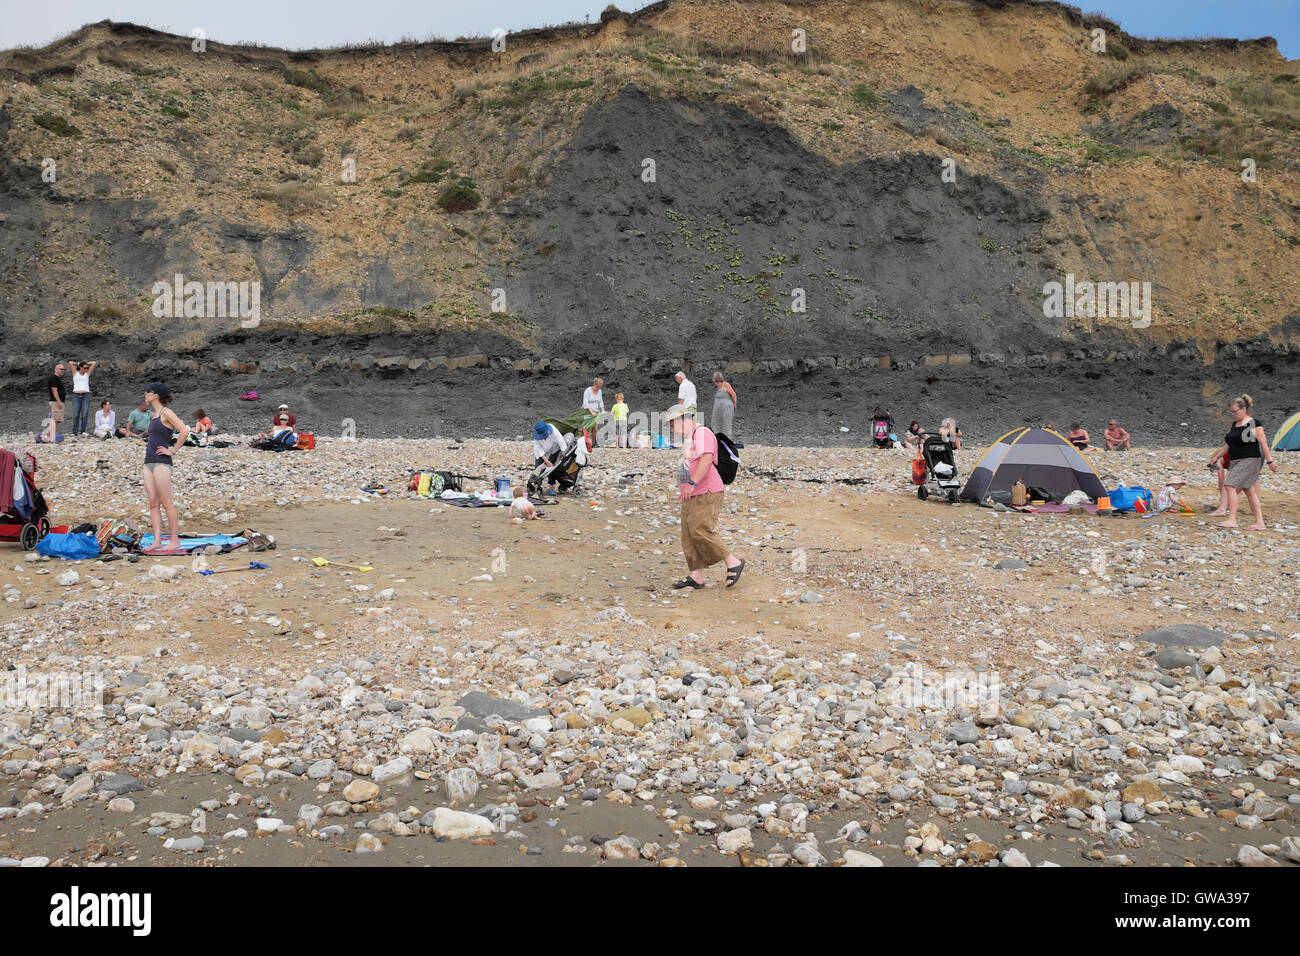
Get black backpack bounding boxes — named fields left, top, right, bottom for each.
left=714, top=433, right=740, bottom=485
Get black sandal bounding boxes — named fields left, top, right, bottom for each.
left=672, top=577, right=705, bottom=589
left=725, top=560, right=746, bottom=588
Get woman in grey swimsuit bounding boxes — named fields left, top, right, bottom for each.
left=141, top=382, right=190, bottom=552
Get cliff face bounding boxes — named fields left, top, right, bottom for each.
left=1, top=0, right=1297, bottom=422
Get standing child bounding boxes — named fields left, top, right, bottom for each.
left=611, top=393, right=630, bottom=448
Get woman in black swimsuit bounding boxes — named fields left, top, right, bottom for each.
left=141, top=383, right=190, bottom=552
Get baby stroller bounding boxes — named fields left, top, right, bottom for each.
left=527, top=410, right=594, bottom=496
left=0, top=450, right=51, bottom=550
left=915, top=434, right=962, bottom=503
left=871, top=409, right=894, bottom=449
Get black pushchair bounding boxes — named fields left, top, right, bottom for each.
left=527, top=410, right=594, bottom=496
left=916, top=434, right=962, bottom=503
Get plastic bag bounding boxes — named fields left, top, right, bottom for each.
left=1108, top=485, right=1153, bottom=512
left=36, top=532, right=101, bottom=560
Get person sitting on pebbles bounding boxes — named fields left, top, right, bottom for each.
left=1154, top=476, right=1190, bottom=513
left=257, top=412, right=295, bottom=442
left=1104, top=420, right=1131, bottom=451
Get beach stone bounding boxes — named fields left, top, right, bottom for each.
left=1122, top=781, right=1163, bottom=804
left=602, top=836, right=641, bottom=860
left=1236, top=845, right=1280, bottom=867
left=608, top=706, right=651, bottom=729
left=1121, top=803, right=1145, bottom=823
left=993, top=559, right=1027, bottom=570
left=165, top=836, right=203, bottom=852
left=1155, top=649, right=1198, bottom=670
left=371, top=757, right=413, bottom=784
left=843, top=849, right=884, bottom=867
left=950, top=722, right=979, bottom=744
left=793, top=842, right=827, bottom=867
left=344, top=780, right=379, bottom=803
left=444, top=768, right=479, bottom=804
left=400, top=727, right=439, bottom=753
left=1000, top=848, right=1031, bottom=867
left=307, top=759, right=336, bottom=779
left=355, top=833, right=383, bottom=853
left=60, top=773, right=95, bottom=803
left=1136, top=624, right=1226, bottom=648
left=298, top=805, right=323, bottom=828
left=430, top=807, right=494, bottom=840
left=770, top=728, right=803, bottom=752
left=56, top=571, right=79, bottom=586
left=717, top=828, right=753, bottom=854
left=1280, top=837, right=1300, bottom=864
left=521, top=770, right=563, bottom=790
left=453, top=691, right=548, bottom=732
left=107, top=797, right=135, bottom=813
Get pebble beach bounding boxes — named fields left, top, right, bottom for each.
left=1, top=434, right=1298, bottom=867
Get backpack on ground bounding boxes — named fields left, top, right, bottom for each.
left=713, top=433, right=740, bottom=485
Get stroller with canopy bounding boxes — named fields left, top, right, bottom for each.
left=915, top=434, right=962, bottom=503
left=871, top=409, right=895, bottom=449
left=527, top=410, right=596, bottom=496
left=0, top=449, right=51, bottom=550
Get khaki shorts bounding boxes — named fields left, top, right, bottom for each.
left=680, top=491, right=729, bottom=571
left=48, top=401, right=64, bottom=424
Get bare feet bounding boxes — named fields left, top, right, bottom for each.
left=1217, top=520, right=1238, bottom=528
left=1208, top=510, right=1227, bottom=517
left=1245, top=524, right=1266, bottom=532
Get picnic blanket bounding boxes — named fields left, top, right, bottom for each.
left=137, top=534, right=247, bottom=554
left=1031, top=503, right=1100, bottom=514
left=440, top=494, right=549, bottom=509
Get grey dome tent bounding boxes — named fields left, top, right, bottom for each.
left=959, top=426, right=1106, bottom=504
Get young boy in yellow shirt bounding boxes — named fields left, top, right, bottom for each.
left=611, top=393, right=630, bottom=448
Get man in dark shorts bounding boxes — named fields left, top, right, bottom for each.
left=44, top=362, right=66, bottom=443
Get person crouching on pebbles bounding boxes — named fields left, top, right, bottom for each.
left=665, top=403, right=745, bottom=589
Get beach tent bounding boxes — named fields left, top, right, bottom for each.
left=543, top=409, right=598, bottom=439
left=1273, top=411, right=1300, bottom=452
left=960, top=427, right=1107, bottom=503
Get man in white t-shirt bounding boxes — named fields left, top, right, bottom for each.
left=675, top=371, right=697, bottom=417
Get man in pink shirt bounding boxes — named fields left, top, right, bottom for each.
left=665, top=403, right=745, bottom=589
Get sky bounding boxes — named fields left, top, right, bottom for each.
left=1, top=0, right=1296, bottom=58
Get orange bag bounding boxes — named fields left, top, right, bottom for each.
left=296, top=432, right=316, bottom=450
left=911, top=456, right=928, bottom=485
